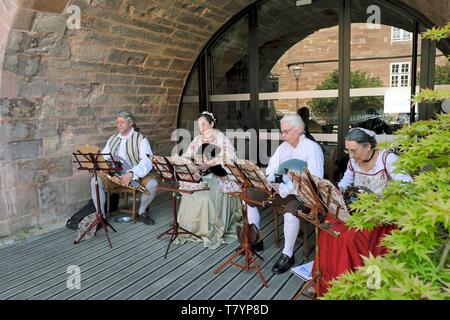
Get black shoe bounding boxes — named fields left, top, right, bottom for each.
left=272, top=254, right=295, bottom=274
left=238, top=239, right=264, bottom=256
left=251, top=239, right=264, bottom=252
left=137, top=214, right=155, bottom=225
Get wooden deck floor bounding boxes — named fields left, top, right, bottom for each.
left=0, top=195, right=314, bottom=300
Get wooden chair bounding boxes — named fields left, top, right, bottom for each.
left=273, top=204, right=309, bottom=258
left=106, top=186, right=139, bottom=223
left=101, top=173, right=153, bottom=224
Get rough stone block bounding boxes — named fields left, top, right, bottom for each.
left=31, top=12, right=67, bottom=35
left=109, top=64, right=145, bottom=75
left=38, top=180, right=66, bottom=209
left=124, top=40, right=155, bottom=52
left=92, top=0, right=122, bottom=11
left=135, top=76, right=162, bottom=86
left=18, top=79, right=56, bottom=97
left=9, top=7, right=37, bottom=31
left=0, top=98, right=40, bottom=118
left=143, top=57, right=171, bottom=68
left=95, top=72, right=136, bottom=85
left=137, top=86, right=166, bottom=95
left=1, top=139, right=42, bottom=161
left=163, top=79, right=184, bottom=88
left=82, top=30, right=125, bottom=48
left=0, top=194, right=8, bottom=219
left=6, top=30, right=34, bottom=53
left=0, top=221, right=11, bottom=237
left=108, top=48, right=148, bottom=66
left=169, top=58, right=192, bottom=71
left=163, top=48, right=197, bottom=59
left=71, top=44, right=107, bottom=63
left=0, top=121, right=37, bottom=142
left=103, top=85, right=137, bottom=95
left=17, top=155, right=73, bottom=184
left=11, top=186, right=39, bottom=217
left=111, top=24, right=161, bottom=43
left=66, top=175, right=91, bottom=204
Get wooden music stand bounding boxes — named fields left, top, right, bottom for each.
left=288, top=168, right=344, bottom=300
left=152, top=155, right=204, bottom=259
left=72, top=145, right=120, bottom=248
left=213, top=160, right=276, bottom=288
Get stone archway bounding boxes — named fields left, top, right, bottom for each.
left=0, top=0, right=448, bottom=236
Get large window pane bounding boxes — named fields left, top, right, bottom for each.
left=179, top=65, right=199, bottom=133
left=350, top=0, right=415, bottom=135
left=210, top=15, right=249, bottom=95
left=258, top=0, right=339, bottom=133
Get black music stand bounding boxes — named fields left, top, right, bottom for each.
left=152, top=155, right=203, bottom=259
left=72, top=146, right=120, bottom=248
left=288, top=168, right=342, bottom=300
left=213, top=160, right=276, bottom=288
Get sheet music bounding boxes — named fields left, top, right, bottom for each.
left=291, top=261, right=313, bottom=281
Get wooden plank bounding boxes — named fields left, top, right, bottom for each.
left=2, top=225, right=157, bottom=299
left=1, top=204, right=172, bottom=299
left=132, top=207, right=275, bottom=300
left=91, top=243, right=204, bottom=300
left=0, top=200, right=172, bottom=279
left=29, top=219, right=179, bottom=300
left=168, top=208, right=274, bottom=300
left=0, top=198, right=171, bottom=269
left=190, top=228, right=279, bottom=300
left=0, top=194, right=170, bottom=261
left=166, top=209, right=273, bottom=300
left=233, top=231, right=315, bottom=300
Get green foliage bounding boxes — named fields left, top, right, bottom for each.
left=435, top=63, right=450, bottom=85
left=309, top=70, right=383, bottom=120
left=323, top=114, right=450, bottom=300
left=414, top=22, right=450, bottom=103
left=421, top=22, right=450, bottom=42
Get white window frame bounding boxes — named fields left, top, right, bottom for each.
left=391, top=27, right=412, bottom=42
left=390, top=62, right=410, bottom=88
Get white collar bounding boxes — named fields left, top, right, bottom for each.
left=286, top=134, right=305, bottom=149
left=118, top=127, right=134, bottom=139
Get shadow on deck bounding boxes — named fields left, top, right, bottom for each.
left=0, top=195, right=315, bottom=300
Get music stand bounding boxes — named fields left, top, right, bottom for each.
left=288, top=168, right=343, bottom=300
left=213, top=160, right=276, bottom=288
left=152, top=155, right=204, bottom=259
left=72, top=146, right=120, bottom=248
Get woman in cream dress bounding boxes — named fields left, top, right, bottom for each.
left=175, top=112, right=242, bottom=249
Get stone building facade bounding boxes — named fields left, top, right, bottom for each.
left=271, top=24, right=449, bottom=113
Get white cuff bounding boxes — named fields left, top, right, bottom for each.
left=278, top=181, right=294, bottom=198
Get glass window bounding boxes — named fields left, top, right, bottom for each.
left=350, top=0, right=415, bottom=135
left=179, top=65, right=199, bottom=133
left=258, top=0, right=339, bottom=135
left=390, top=62, right=410, bottom=87
left=391, top=27, right=412, bottom=42
left=210, top=15, right=250, bottom=95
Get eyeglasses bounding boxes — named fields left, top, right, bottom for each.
left=344, top=145, right=366, bottom=155
left=281, top=127, right=294, bottom=135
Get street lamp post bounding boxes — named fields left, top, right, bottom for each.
left=292, top=65, right=302, bottom=109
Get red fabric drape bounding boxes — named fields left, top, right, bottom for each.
left=312, top=216, right=395, bottom=297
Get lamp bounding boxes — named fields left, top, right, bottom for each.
left=292, top=64, right=302, bottom=108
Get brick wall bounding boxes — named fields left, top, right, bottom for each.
left=272, top=24, right=449, bottom=113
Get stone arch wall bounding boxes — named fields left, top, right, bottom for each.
left=0, top=0, right=254, bottom=236
left=0, top=0, right=448, bottom=236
